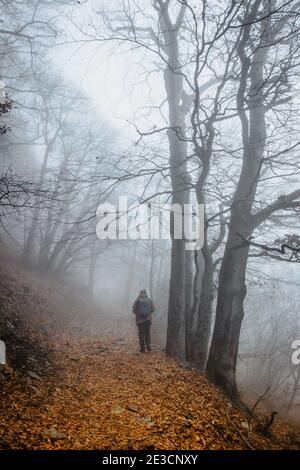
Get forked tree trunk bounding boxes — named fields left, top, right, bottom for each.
left=206, top=6, right=269, bottom=401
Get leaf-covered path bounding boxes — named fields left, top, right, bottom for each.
left=1, top=318, right=300, bottom=450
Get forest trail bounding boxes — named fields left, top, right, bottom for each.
left=1, top=317, right=300, bottom=450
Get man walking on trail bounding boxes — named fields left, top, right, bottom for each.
left=132, top=289, right=154, bottom=353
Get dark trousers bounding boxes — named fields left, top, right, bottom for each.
left=138, top=320, right=151, bottom=351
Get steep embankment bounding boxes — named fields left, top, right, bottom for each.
left=0, top=249, right=100, bottom=371
left=0, top=251, right=300, bottom=450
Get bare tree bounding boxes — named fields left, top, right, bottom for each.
left=207, top=0, right=300, bottom=404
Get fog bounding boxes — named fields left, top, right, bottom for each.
left=1, top=0, right=300, bottom=425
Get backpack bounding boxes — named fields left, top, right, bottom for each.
left=138, top=299, right=151, bottom=317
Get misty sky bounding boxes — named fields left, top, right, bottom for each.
left=48, top=0, right=300, bottom=289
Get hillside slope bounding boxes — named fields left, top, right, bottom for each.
left=0, top=249, right=100, bottom=371
left=0, top=252, right=300, bottom=450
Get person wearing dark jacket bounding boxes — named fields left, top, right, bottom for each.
left=132, top=289, right=155, bottom=353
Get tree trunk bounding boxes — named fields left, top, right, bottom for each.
left=191, top=240, right=214, bottom=371
left=22, top=142, right=52, bottom=266
left=88, top=237, right=98, bottom=295
left=206, top=233, right=250, bottom=400
left=184, top=249, right=193, bottom=361
left=123, top=243, right=137, bottom=308
left=162, top=23, right=190, bottom=361
left=149, top=240, right=155, bottom=299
